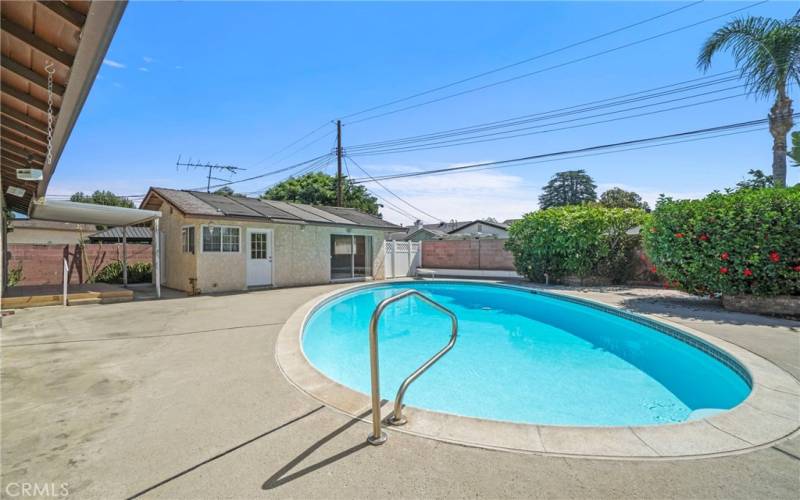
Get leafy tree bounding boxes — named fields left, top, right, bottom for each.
left=538, top=170, right=597, bottom=209
left=213, top=186, right=244, bottom=197
left=70, top=190, right=134, bottom=208
left=735, top=169, right=774, bottom=190
left=599, top=187, right=650, bottom=211
left=789, top=130, right=800, bottom=168
left=698, top=13, right=800, bottom=187
left=262, top=171, right=380, bottom=215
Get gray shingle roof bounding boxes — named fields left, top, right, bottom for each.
left=143, top=188, right=398, bottom=230
left=89, top=226, right=153, bottom=240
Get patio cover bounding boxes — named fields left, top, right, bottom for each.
left=29, top=199, right=160, bottom=226
left=29, top=199, right=162, bottom=298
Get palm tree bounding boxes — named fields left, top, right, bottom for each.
left=698, top=12, right=800, bottom=187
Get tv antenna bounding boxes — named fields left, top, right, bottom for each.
left=176, top=155, right=246, bottom=192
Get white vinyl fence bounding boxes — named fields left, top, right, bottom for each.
left=384, top=240, right=420, bottom=278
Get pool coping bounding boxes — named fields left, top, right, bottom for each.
left=275, top=279, right=800, bottom=460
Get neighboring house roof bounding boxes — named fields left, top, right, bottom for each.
left=503, top=218, right=522, bottom=226
left=387, top=219, right=509, bottom=240
left=140, top=188, right=399, bottom=230
left=443, top=219, right=509, bottom=234
left=89, top=227, right=153, bottom=240
left=9, top=219, right=95, bottom=232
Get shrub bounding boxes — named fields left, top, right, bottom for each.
left=506, top=206, right=648, bottom=284
left=6, top=263, right=23, bottom=287
left=643, top=187, right=800, bottom=296
left=92, top=261, right=152, bottom=284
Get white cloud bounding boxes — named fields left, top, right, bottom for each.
left=138, top=67, right=149, bottom=72
left=142, top=56, right=155, bottom=63
left=102, top=58, right=125, bottom=69
left=364, top=167, right=538, bottom=224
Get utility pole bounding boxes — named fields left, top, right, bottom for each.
left=336, top=119, right=343, bottom=207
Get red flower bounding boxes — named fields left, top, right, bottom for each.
left=675, top=233, right=685, bottom=238
left=792, top=265, right=800, bottom=272
left=699, top=234, right=709, bottom=241
left=743, top=268, right=753, bottom=277
left=650, top=265, right=657, bottom=273
left=769, top=251, right=780, bottom=263
left=721, top=252, right=730, bottom=261
left=719, top=267, right=728, bottom=274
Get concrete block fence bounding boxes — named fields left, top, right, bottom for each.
left=7, top=243, right=152, bottom=286
left=421, top=239, right=515, bottom=271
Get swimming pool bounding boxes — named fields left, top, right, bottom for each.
left=302, top=282, right=751, bottom=427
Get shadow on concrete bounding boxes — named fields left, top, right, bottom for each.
left=125, top=406, right=325, bottom=499
left=262, top=407, right=378, bottom=490
left=621, top=296, right=800, bottom=329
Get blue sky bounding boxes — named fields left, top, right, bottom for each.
left=51, top=1, right=798, bottom=224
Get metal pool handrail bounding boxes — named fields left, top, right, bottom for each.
left=367, top=289, right=458, bottom=445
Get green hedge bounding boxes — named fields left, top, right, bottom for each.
left=92, top=261, right=152, bottom=284
left=506, top=206, right=648, bottom=283
left=643, top=187, right=800, bottom=296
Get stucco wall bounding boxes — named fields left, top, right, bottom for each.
left=183, top=217, right=386, bottom=293
left=153, top=201, right=198, bottom=292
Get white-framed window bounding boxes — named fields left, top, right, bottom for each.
left=181, top=226, right=195, bottom=254
left=202, top=225, right=240, bottom=253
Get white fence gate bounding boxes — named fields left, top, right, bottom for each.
left=384, top=240, right=420, bottom=278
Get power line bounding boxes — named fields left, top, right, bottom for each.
left=352, top=116, right=787, bottom=183
left=197, top=153, right=333, bottom=191
left=344, top=1, right=766, bottom=125
left=249, top=121, right=332, bottom=168
left=346, top=72, right=739, bottom=151
left=340, top=0, right=706, bottom=121
left=345, top=156, right=444, bottom=222
left=349, top=90, right=747, bottom=156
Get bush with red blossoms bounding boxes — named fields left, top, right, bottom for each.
left=643, top=187, right=800, bottom=296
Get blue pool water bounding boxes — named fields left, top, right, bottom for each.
left=302, top=282, right=750, bottom=426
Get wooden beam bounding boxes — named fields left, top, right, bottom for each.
left=1, top=147, right=42, bottom=167
left=1, top=55, right=66, bottom=95
left=1, top=141, right=46, bottom=163
left=1, top=118, right=48, bottom=145
left=1, top=16, right=75, bottom=67
left=1, top=154, right=28, bottom=169
left=1, top=104, right=48, bottom=133
left=1, top=85, right=57, bottom=114
left=38, top=1, right=87, bottom=29
left=1, top=128, right=47, bottom=154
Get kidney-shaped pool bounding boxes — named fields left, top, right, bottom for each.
left=302, top=282, right=751, bottom=427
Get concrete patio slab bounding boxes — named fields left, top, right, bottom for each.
left=2, top=282, right=798, bottom=499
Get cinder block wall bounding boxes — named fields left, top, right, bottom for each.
left=421, top=239, right=515, bottom=270
left=7, top=243, right=152, bottom=286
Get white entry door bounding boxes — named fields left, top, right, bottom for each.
left=246, top=229, right=272, bottom=287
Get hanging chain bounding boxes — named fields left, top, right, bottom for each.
left=44, top=60, right=56, bottom=166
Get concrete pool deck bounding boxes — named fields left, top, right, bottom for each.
left=1, top=282, right=799, bottom=498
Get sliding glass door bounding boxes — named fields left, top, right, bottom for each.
left=330, top=235, right=372, bottom=280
